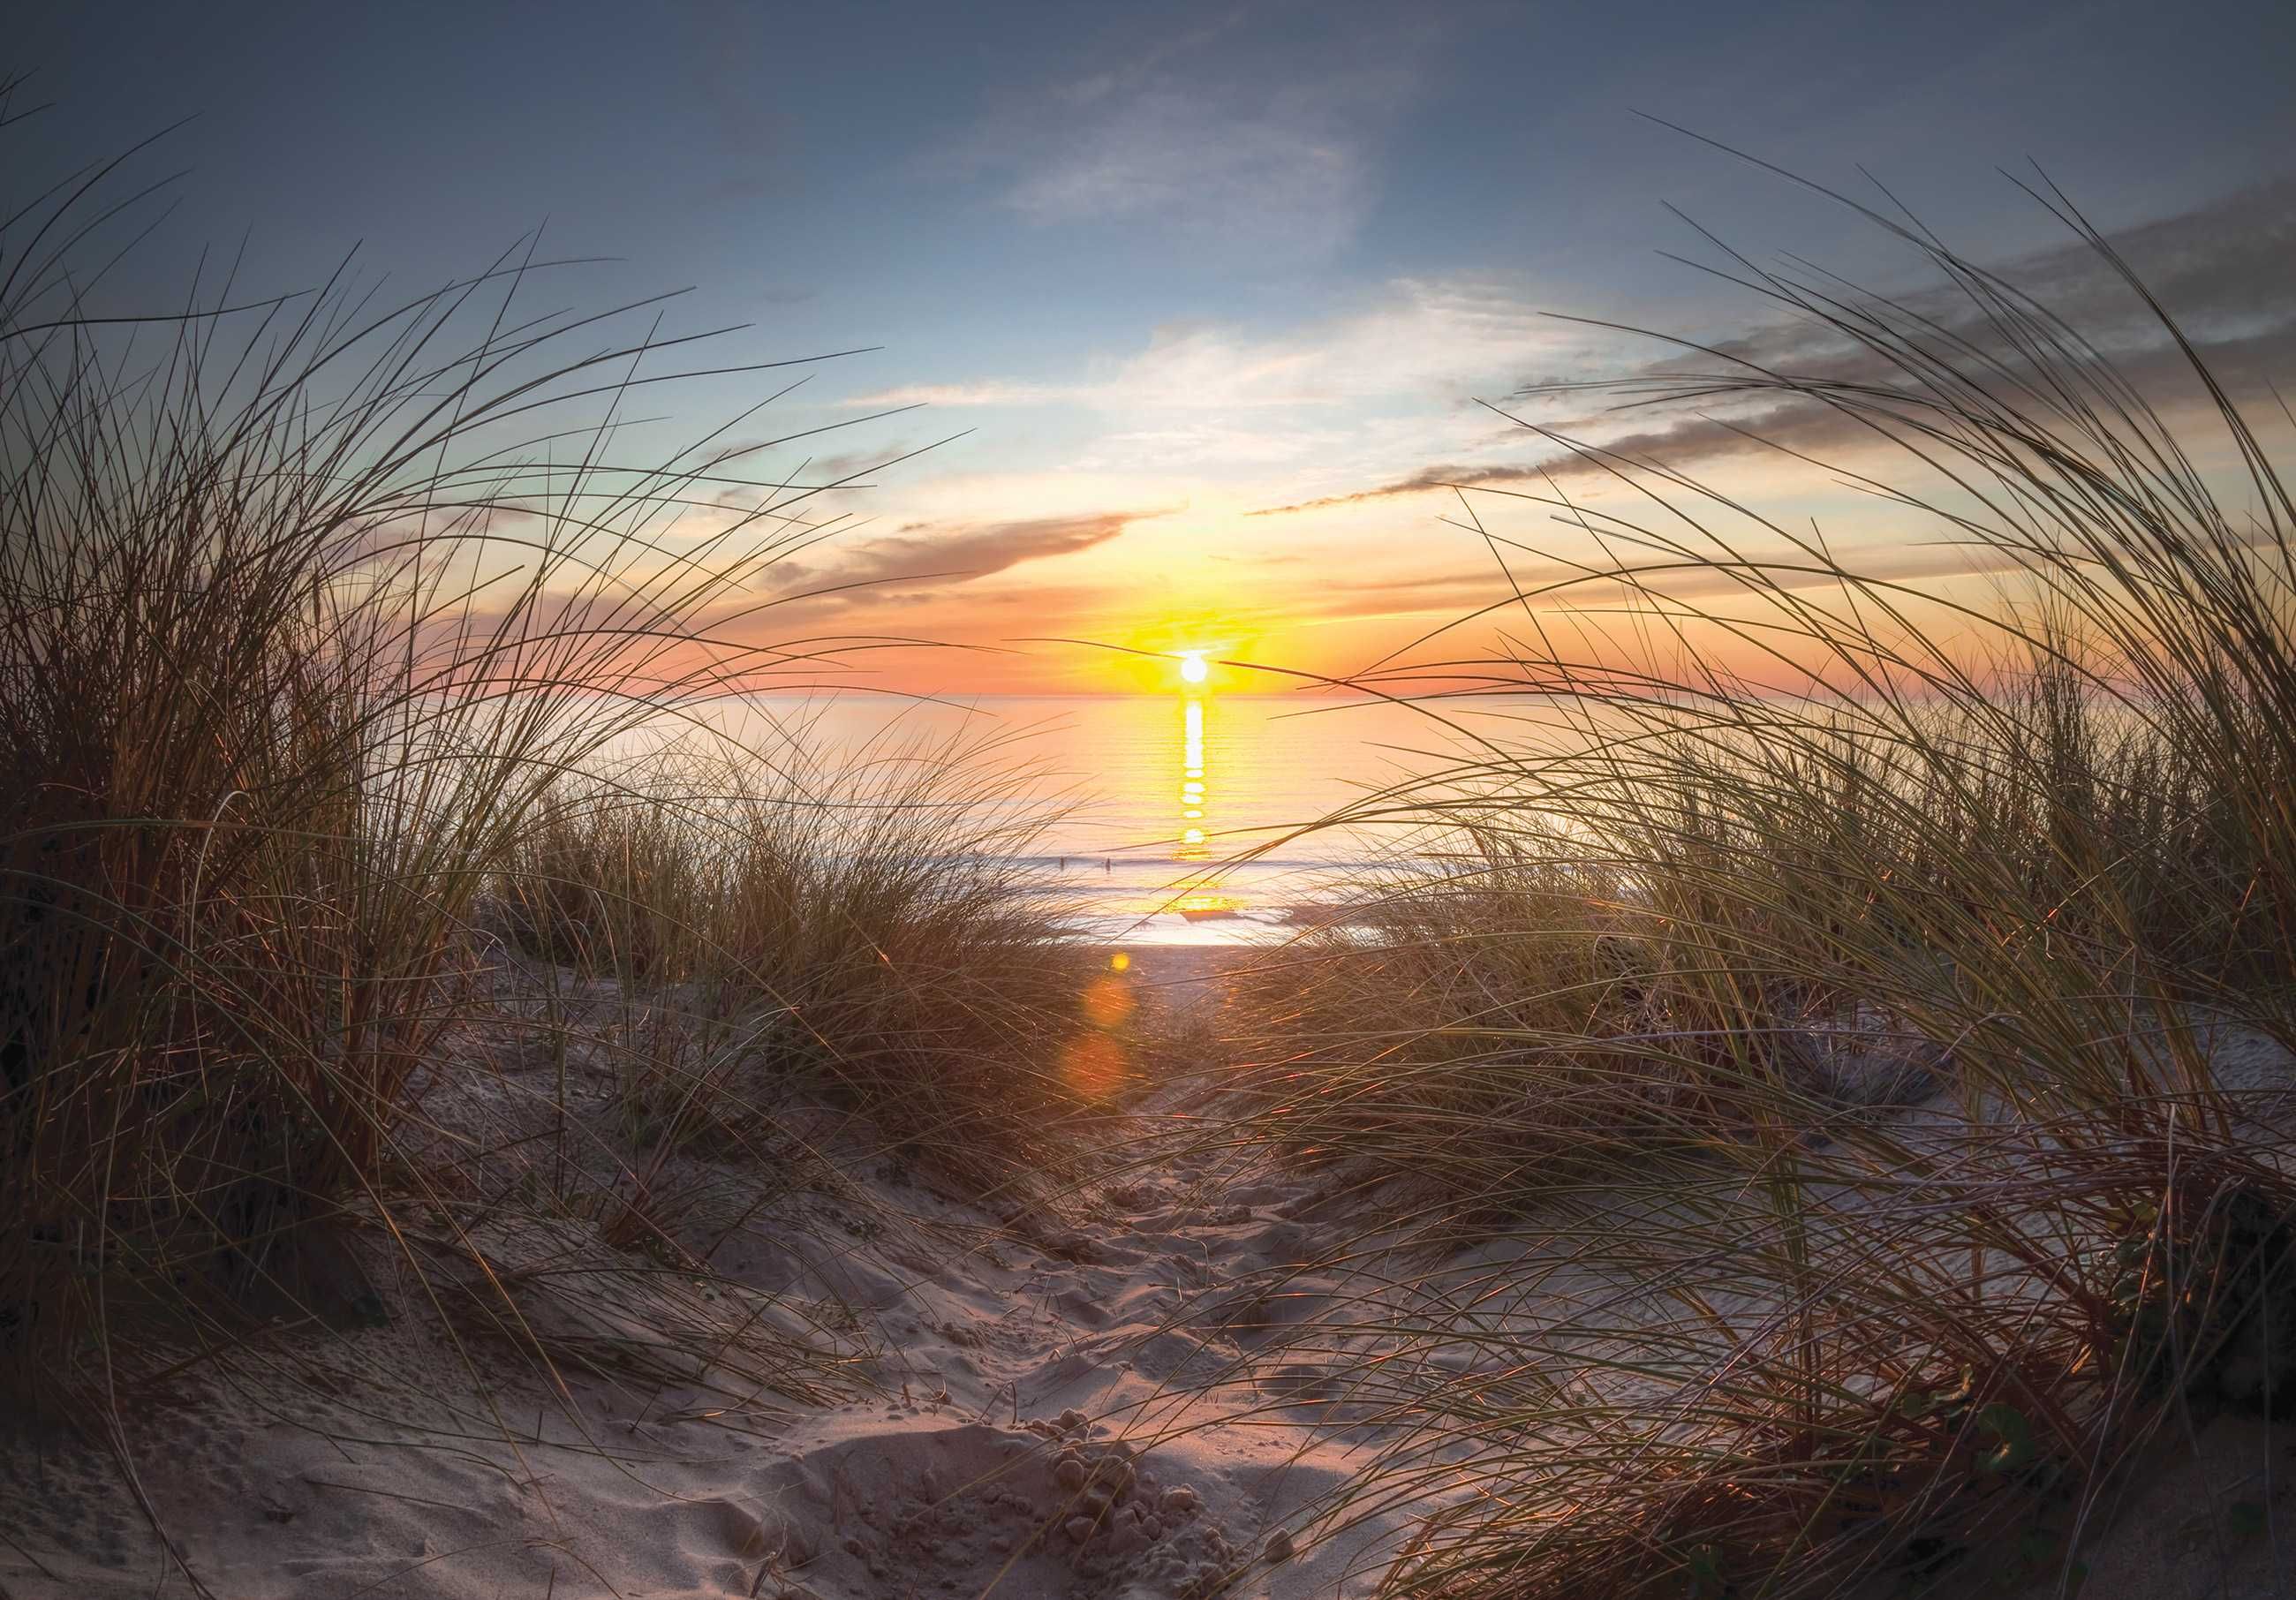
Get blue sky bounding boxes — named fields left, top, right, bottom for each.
left=16, top=0, right=2296, bottom=691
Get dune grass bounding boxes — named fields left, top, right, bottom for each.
left=0, top=89, right=1090, bottom=1494
left=11, top=79, right=2294, bottom=1600
left=1219, top=171, right=2296, bottom=1596
left=494, top=737, right=1101, bottom=1185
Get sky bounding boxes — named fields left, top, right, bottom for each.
left=14, top=0, right=2296, bottom=696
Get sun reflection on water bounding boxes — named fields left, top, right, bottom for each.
left=1169, top=691, right=1244, bottom=919
left=1177, top=695, right=1208, bottom=861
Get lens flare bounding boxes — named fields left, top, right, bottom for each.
left=1082, top=975, right=1136, bottom=1029
left=1060, top=1031, right=1128, bottom=1100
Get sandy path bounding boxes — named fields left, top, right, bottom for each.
left=5, top=947, right=2293, bottom=1598
left=1, top=944, right=1412, bottom=1600
left=718, top=942, right=1419, bottom=1600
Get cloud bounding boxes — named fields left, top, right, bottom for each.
left=841, top=274, right=1582, bottom=415
left=1076, top=420, right=1345, bottom=469
left=1682, top=173, right=2296, bottom=386
left=1220, top=526, right=2141, bottom=643
left=802, top=442, right=920, bottom=482
left=1254, top=177, right=2296, bottom=517
left=958, top=9, right=1442, bottom=268
left=1004, top=85, right=1371, bottom=260
left=834, top=380, right=1072, bottom=410
left=785, top=506, right=1171, bottom=599
left=1246, top=401, right=1882, bottom=515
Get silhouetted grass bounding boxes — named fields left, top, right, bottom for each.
left=0, top=85, right=1086, bottom=1492
left=1220, top=167, right=2296, bottom=1596
left=495, top=740, right=1099, bottom=1185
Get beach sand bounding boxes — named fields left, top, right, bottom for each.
left=4, top=948, right=2292, bottom=1599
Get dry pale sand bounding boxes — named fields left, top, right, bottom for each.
left=4, top=947, right=2294, bottom=1599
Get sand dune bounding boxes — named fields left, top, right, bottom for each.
left=4, top=949, right=2292, bottom=1599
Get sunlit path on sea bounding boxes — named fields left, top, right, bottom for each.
left=647, top=691, right=1565, bottom=945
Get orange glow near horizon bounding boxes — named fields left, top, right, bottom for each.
left=631, top=530, right=1990, bottom=698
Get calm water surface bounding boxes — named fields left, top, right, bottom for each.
left=729, top=693, right=1543, bottom=944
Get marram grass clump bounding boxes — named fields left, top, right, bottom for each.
left=0, top=100, right=1091, bottom=1437
left=1220, top=169, right=2296, bottom=1597
left=494, top=747, right=1103, bottom=1184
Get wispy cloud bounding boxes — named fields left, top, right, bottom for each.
left=842, top=274, right=1583, bottom=414
left=1246, top=402, right=1872, bottom=515
left=834, top=380, right=1072, bottom=410
left=785, top=506, right=1174, bottom=599
left=960, top=8, right=1441, bottom=268
left=1676, top=173, right=2296, bottom=387
left=1003, top=84, right=1372, bottom=261
left=1253, top=177, right=2296, bottom=516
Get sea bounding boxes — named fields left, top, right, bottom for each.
left=715, top=693, right=1537, bottom=945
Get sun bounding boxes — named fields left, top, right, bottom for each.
left=1178, top=651, right=1209, bottom=685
